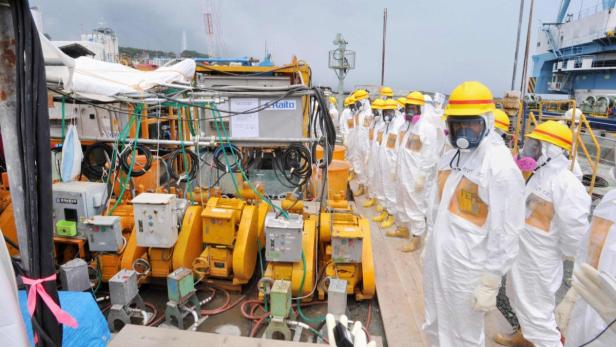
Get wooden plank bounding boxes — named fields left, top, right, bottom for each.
left=350, top=194, right=427, bottom=347
left=110, top=325, right=384, bottom=347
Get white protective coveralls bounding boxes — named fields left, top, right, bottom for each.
left=366, top=112, right=384, bottom=201
left=565, top=189, right=616, bottom=346
left=329, top=104, right=339, bottom=128
left=351, top=99, right=373, bottom=188
left=509, top=147, right=591, bottom=347
left=394, top=105, right=442, bottom=237
left=339, top=106, right=353, bottom=146
left=423, top=118, right=526, bottom=347
left=0, top=235, right=29, bottom=346
left=377, top=110, right=404, bottom=212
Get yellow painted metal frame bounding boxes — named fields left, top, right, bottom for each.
left=571, top=114, right=601, bottom=195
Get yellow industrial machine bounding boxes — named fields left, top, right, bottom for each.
left=318, top=212, right=375, bottom=301
left=191, top=197, right=259, bottom=287
left=259, top=213, right=317, bottom=300
left=238, top=181, right=270, bottom=248
left=117, top=193, right=201, bottom=281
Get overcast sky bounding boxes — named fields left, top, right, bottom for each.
left=31, top=0, right=601, bottom=96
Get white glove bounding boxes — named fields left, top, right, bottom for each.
left=472, top=273, right=501, bottom=312
left=555, top=287, right=577, bottom=337
left=414, top=176, right=426, bottom=192
left=573, top=263, right=616, bottom=332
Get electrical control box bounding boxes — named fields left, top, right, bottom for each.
left=109, top=269, right=139, bottom=306
left=48, top=101, right=115, bottom=139
left=327, top=278, right=348, bottom=317
left=52, top=181, right=108, bottom=238
left=265, top=212, right=303, bottom=262
left=59, top=258, right=91, bottom=292
left=332, top=227, right=363, bottom=263
left=84, top=215, right=122, bottom=252
left=132, top=193, right=178, bottom=248
left=167, top=268, right=195, bottom=304
left=270, top=280, right=292, bottom=319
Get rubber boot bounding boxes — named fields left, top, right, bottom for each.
left=362, top=197, right=376, bottom=208
left=381, top=214, right=395, bottom=228
left=373, top=211, right=388, bottom=222
left=386, top=226, right=409, bottom=238
left=493, top=331, right=534, bottom=347
left=375, top=204, right=384, bottom=212
left=355, top=184, right=365, bottom=197
left=401, top=235, right=423, bottom=253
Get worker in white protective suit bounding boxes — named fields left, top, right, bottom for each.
left=423, top=81, right=526, bottom=347
left=339, top=95, right=357, bottom=146
left=380, top=86, right=394, bottom=100
left=363, top=99, right=386, bottom=208
left=329, top=96, right=339, bottom=126
left=350, top=89, right=372, bottom=196
left=493, top=109, right=511, bottom=144
left=570, top=265, right=616, bottom=344
left=557, top=147, right=616, bottom=347
left=496, top=120, right=591, bottom=347
left=388, top=91, right=441, bottom=253
left=374, top=99, right=403, bottom=228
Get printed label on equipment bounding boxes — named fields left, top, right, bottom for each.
left=264, top=99, right=297, bottom=111
left=56, top=198, right=78, bottom=205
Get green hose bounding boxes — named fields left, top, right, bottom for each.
left=296, top=252, right=325, bottom=324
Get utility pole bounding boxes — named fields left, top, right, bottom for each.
left=329, top=34, right=356, bottom=111
left=381, top=8, right=388, bottom=86
left=511, top=0, right=525, bottom=90
left=520, top=0, right=535, bottom=98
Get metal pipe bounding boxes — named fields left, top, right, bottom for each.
left=511, top=0, right=525, bottom=90
left=0, top=3, right=30, bottom=271
left=380, top=8, right=388, bottom=86
left=69, top=135, right=319, bottom=147
left=520, top=0, right=535, bottom=98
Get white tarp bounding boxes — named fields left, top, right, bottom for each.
left=37, top=22, right=195, bottom=98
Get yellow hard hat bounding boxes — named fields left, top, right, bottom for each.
left=444, top=81, right=495, bottom=117
left=329, top=96, right=337, bottom=104
left=493, top=109, right=510, bottom=133
left=526, top=120, right=573, bottom=152
left=371, top=99, right=385, bottom=109
left=353, top=89, right=369, bottom=101
left=380, top=86, right=393, bottom=97
left=397, top=97, right=407, bottom=108
left=382, top=99, right=398, bottom=110
left=344, top=95, right=355, bottom=107
left=406, top=91, right=425, bottom=106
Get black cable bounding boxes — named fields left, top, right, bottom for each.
left=213, top=144, right=243, bottom=173
left=167, top=148, right=199, bottom=182
left=8, top=0, right=63, bottom=344
left=273, top=144, right=312, bottom=189
left=81, top=142, right=113, bottom=181
left=578, top=316, right=616, bottom=346
left=119, top=144, right=153, bottom=177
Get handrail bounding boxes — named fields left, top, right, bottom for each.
left=570, top=113, right=601, bottom=194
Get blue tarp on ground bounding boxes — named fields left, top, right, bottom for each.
left=18, top=290, right=111, bottom=347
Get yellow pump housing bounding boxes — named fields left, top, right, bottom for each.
left=318, top=212, right=375, bottom=301
left=194, top=197, right=259, bottom=286
left=260, top=214, right=318, bottom=300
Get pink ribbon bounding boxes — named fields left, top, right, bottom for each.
left=22, top=274, right=78, bottom=342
